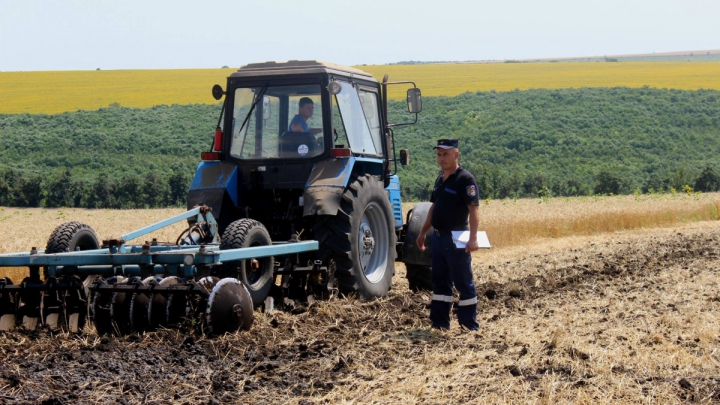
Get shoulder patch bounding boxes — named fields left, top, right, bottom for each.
left=466, top=185, right=476, bottom=197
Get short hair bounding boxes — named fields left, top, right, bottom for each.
left=299, top=97, right=314, bottom=107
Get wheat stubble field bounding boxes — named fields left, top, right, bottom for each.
left=1, top=194, right=720, bottom=404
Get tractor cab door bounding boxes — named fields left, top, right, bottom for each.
left=330, top=81, right=384, bottom=160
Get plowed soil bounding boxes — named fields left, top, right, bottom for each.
left=2, top=222, right=719, bottom=404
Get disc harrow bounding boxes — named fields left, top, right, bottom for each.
left=0, top=206, right=319, bottom=336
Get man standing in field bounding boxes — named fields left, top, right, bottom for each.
left=416, top=138, right=480, bottom=330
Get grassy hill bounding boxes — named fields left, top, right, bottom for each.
left=392, top=87, right=720, bottom=199
left=1, top=87, right=719, bottom=208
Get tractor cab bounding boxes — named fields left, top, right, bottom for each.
left=216, top=61, right=393, bottom=165
left=228, top=79, right=384, bottom=161
left=188, top=60, right=429, bottom=302
left=192, top=61, right=421, bottom=239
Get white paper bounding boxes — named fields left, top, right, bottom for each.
left=451, top=231, right=491, bottom=249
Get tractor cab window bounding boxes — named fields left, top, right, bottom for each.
left=230, top=84, right=324, bottom=160
left=333, top=81, right=381, bottom=156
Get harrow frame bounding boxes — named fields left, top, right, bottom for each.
left=0, top=207, right=318, bottom=278
left=0, top=206, right=319, bottom=335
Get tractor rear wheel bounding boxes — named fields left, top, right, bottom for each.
left=217, top=219, right=274, bottom=307
left=406, top=264, right=433, bottom=292
left=315, top=174, right=396, bottom=299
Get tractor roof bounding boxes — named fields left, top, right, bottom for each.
left=230, top=60, right=377, bottom=82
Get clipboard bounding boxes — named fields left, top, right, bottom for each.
left=451, top=231, right=491, bottom=249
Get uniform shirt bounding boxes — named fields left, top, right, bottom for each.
left=288, top=114, right=309, bottom=132
left=430, top=166, right=480, bottom=231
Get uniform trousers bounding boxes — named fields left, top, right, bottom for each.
left=430, top=232, right=479, bottom=330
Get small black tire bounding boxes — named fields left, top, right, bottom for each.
left=406, top=264, right=433, bottom=292
left=217, top=219, right=274, bottom=307
left=314, top=174, right=396, bottom=299
left=45, top=221, right=101, bottom=254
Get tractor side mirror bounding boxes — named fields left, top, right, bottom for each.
left=400, top=149, right=409, bottom=166
left=407, top=88, right=422, bottom=113
left=212, top=84, right=225, bottom=101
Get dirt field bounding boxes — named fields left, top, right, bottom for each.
left=2, top=220, right=719, bottom=404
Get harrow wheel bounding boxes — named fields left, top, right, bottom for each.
left=217, top=219, right=274, bottom=307
left=41, top=221, right=100, bottom=333
left=45, top=221, right=101, bottom=256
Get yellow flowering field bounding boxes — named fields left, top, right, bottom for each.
left=364, top=61, right=720, bottom=99
left=0, top=68, right=233, bottom=115
left=1, top=62, right=719, bottom=114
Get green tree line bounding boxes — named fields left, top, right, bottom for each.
left=390, top=87, right=720, bottom=200
left=0, top=87, right=719, bottom=208
left=0, top=167, right=190, bottom=209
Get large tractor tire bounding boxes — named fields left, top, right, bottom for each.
left=406, top=264, right=433, bottom=292
left=315, top=174, right=396, bottom=299
left=217, top=219, right=274, bottom=307
left=45, top=221, right=101, bottom=254
left=400, top=203, right=435, bottom=293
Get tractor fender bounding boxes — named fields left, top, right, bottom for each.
left=401, top=202, right=434, bottom=266
left=303, top=157, right=384, bottom=216
left=187, top=161, right=239, bottom=233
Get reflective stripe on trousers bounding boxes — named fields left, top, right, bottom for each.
left=432, top=294, right=453, bottom=302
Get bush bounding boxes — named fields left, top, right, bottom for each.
left=694, top=166, right=720, bottom=192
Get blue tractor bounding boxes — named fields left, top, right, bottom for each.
left=0, top=61, right=434, bottom=335
left=188, top=60, right=434, bottom=305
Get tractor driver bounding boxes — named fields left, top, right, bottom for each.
left=289, top=97, right=322, bottom=135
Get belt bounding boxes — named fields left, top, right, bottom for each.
left=434, top=228, right=468, bottom=236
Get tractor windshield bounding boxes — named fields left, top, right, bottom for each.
left=230, top=84, right=324, bottom=160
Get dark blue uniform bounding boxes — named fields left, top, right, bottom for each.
left=429, top=165, right=480, bottom=330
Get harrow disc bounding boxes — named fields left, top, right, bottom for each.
left=63, top=279, right=89, bottom=333
left=109, top=279, right=137, bottom=336
left=130, top=276, right=161, bottom=333
left=17, top=277, right=42, bottom=330
left=41, top=287, right=64, bottom=331
left=205, top=278, right=254, bottom=335
left=147, top=276, right=191, bottom=328
left=0, top=277, right=16, bottom=331
left=91, top=276, right=125, bottom=335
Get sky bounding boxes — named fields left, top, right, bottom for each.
left=1, top=0, right=718, bottom=72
